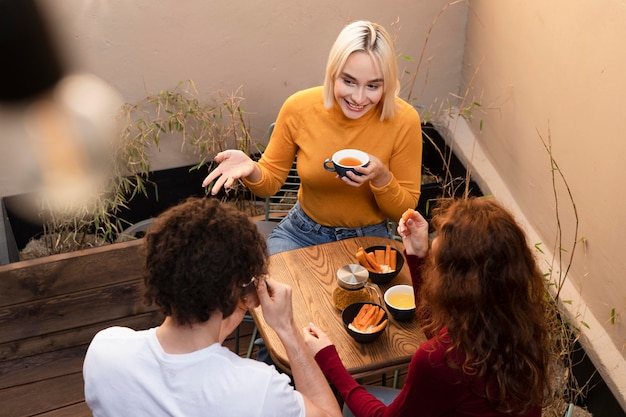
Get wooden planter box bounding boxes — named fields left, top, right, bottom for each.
left=0, top=164, right=248, bottom=416
left=1, top=164, right=210, bottom=265
left=0, top=238, right=162, bottom=417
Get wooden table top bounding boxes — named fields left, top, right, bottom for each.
left=250, top=236, right=426, bottom=379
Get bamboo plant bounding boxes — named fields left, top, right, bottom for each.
left=23, top=80, right=257, bottom=258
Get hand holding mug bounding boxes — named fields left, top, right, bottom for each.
left=323, top=149, right=370, bottom=178
left=324, top=150, right=392, bottom=188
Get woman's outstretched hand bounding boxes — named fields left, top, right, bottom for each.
left=202, top=150, right=259, bottom=195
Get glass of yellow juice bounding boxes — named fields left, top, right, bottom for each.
left=384, top=285, right=416, bottom=321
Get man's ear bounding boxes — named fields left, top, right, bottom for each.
left=239, top=292, right=260, bottom=310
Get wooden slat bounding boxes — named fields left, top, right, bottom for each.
left=0, top=281, right=157, bottom=345
left=0, top=372, right=85, bottom=417
left=0, top=240, right=143, bottom=307
left=0, top=309, right=162, bottom=362
left=37, top=402, right=92, bottom=417
left=0, top=345, right=86, bottom=390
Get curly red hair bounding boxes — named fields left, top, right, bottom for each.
left=419, top=198, right=552, bottom=414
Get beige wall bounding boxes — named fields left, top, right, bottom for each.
left=455, top=0, right=625, bottom=406
left=0, top=0, right=466, bottom=198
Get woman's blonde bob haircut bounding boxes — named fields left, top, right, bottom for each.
left=323, top=21, right=400, bottom=121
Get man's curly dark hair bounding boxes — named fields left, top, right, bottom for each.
left=142, top=197, right=268, bottom=325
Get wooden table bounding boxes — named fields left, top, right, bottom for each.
left=250, top=236, right=426, bottom=379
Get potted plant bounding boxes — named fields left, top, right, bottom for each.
left=2, top=80, right=262, bottom=262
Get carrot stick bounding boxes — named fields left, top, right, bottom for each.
left=354, top=305, right=371, bottom=329
left=401, top=208, right=415, bottom=223
left=356, top=248, right=375, bottom=271
left=389, top=250, right=397, bottom=271
left=370, top=319, right=388, bottom=333
left=366, top=252, right=383, bottom=273
left=374, top=307, right=386, bottom=325
left=353, top=304, right=372, bottom=330
left=357, top=247, right=384, bottom=273
left=355, top=304, right=370, bottom=321
left=375, top=250, right=385, bottom=265
left=384, top=245, right=391, bottom=266
left=360, top=305, right=379, bottom=329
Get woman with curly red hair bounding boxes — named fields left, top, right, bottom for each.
left=305, top=197, right=554, bottom=416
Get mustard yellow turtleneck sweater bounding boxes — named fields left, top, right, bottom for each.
left=244, top=86, right=422, bottom=228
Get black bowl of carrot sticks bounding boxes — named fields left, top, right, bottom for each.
left=355, top=245, right=404, bottom=285
left=342, top=301, right=388, bottom=343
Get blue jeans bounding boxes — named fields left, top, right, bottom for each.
left=266, top=202, right=391, bottom=255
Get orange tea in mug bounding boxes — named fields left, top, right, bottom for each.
left=323, top=149, right=370, bottom=177
left=338, top=157, right=363, bottom=166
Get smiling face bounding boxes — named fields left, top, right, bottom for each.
left=333, top=51, right=384, bottom=119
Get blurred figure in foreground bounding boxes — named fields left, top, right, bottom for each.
left=0, top=0, right=122, bottom=220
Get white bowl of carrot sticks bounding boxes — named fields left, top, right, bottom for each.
left=341, top=301, right=388, bottom=343
left=356, top=245, right=404, bottom=285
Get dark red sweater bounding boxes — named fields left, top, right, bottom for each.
left=314, top=254, right=541, bottom=417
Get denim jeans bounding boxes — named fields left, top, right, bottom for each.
left=266, top=202, right=391, bottom=255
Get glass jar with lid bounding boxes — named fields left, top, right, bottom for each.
left=332, top=264, right=383, bottom=311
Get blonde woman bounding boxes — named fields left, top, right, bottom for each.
left=203, top=21, right=422, bottom=255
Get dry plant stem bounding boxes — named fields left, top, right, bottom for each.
left=455, top=57, right=484, bottom=198
left=537, top=127, right=579, bottom=300
left=405, top=0, right=466, bottom=103
left=536, top=127, right=593, bottom=413
left=419, top=49, right=484, bottom=204
left=401, top=0, right=480, bottom=204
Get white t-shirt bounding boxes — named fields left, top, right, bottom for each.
left=83, top=326, right=305, bottom=417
